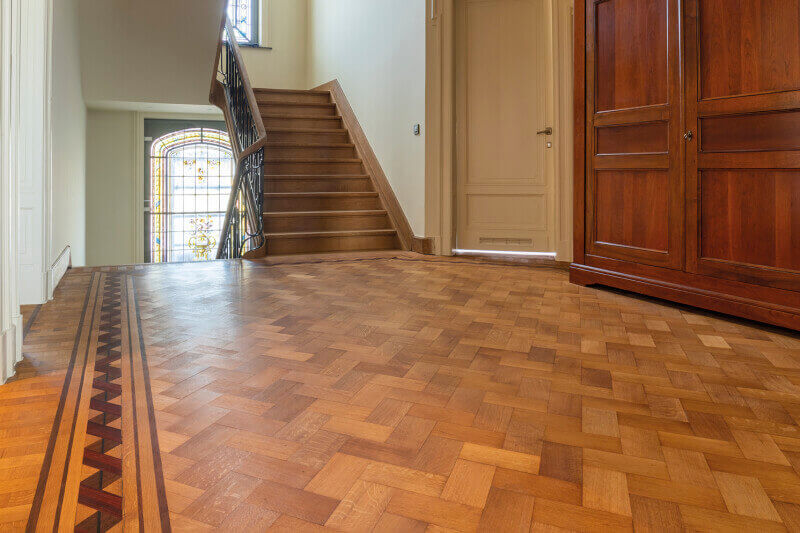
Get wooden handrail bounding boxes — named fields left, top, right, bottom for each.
left=210, top=19, right=267, bottom=154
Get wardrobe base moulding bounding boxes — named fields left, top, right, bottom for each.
left=571, top=262, right=800, bottom=332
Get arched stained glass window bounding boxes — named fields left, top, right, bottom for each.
left=150, top=128, right=234, bottom=263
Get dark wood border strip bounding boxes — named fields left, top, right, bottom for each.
left=134, top=277, right=171, bottom=529
left=28, top=273, right=172, bottom=530
left=121, top=276, right=171, bottom=531
left=22, top=305, right=42, bottom=340
left=27, top=273, right=105, bottom=531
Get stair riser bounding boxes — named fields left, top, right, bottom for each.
left=266, top=178, right=373, bottom=193
left=265, top=146, right=356, bottom=159
left=259, top=104, right=337, bottom=117
left=264, top=214, right=391, bottom=233
left=267, top=131, right=349, bottom=144
left=265, top=196, right=382, bottom=211
left=266, top=234, right=399, bottom=255
left=255, top=91, right=331, bottom=105
left=263, top=116, right=342, bottom=129
left=265, top=161, right=364, bottom=175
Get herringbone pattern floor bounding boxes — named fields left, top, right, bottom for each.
left=5, top=253, right=800, bottom=531
left=1, top=272, right=97, bottom=530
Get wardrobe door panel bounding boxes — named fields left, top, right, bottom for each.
left=686, top=0, right=800, bottom=291
left=586, top=0, right=684, bottom=269
left=595, top=0, right=668, bottom=111
left=699, top=0, right=800, bottom=100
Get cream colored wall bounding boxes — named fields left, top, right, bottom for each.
left=85, top=110, right=136, bottom=267
left=85, top=110, right=225, bottom=267
left=51, top=0, right=87, bottom=266
left=307, top=0, right=427, bottom=235
left=77, top=0, right=225, bottom=109
left=240, top=0, right=309, bottom=89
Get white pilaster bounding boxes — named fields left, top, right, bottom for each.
left=0, top=0, right=23, bottom=383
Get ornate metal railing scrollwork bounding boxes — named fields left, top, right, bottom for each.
left=211, top=18, right=268, bottom=259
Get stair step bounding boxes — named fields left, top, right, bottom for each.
left=263, top=210, right=391, bottom=232
left=254, top=88, right=331, bottom=105
left=264, top=192, right=382, bottom=211
left=266, top=128, right=349, bottom=144
left=266, top=174, right=369, bottom=180
left=264, top=158, right=364, bottom=175
left=262, top=114, right=343, bottom=130
left=266, top=228, right=396, bottom=238
left=265, top=192, right=378, bottom=197
left=264, top=229, right=399, bottom=255
left=265, top=174, right=373, bottom=193
left=265, top=142, right=356, bottom=158
left=259, top=102, right=337, bottom=117
left=264, top=209, right=387, bottom=217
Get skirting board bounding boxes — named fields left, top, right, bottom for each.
left=571, top=263, right=800, bottom=331
left=48, top=245, right=70, bottom=299
left=0, top=316, right=22, bottom=383
left=412, top=236, right=436, bottom=255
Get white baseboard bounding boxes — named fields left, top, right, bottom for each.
left=0, top=316, right=22, bottom=384
left=48, top=245, right=70, bottom=299
left=556, top=239, right=573, bottom=263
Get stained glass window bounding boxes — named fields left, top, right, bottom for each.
left=149, top=128, right=234, bottom=263
left=228, top=0, right=259, bottom=46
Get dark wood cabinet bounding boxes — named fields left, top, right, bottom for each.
left=573, top=0, right=800, bottom=330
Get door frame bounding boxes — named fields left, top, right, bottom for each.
left=425, top=0, right=574, bottom=260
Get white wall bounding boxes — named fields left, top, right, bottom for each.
left=51, top=0, right=87, bottom=268
left=241, top=0, right=309, bottom=89
left=78, top=0, right=225, bottom=109
left=307, top=0, right=427, bottom=235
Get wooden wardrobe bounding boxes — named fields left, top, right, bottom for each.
left=572, top=0, right=800, bottom=330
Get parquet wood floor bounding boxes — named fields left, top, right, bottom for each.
left=5, top=253, right=800, bottom=531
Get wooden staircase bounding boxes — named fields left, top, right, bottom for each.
left=255, top=88, right=401, bottom=255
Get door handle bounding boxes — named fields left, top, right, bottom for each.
left=684, top=130, right=694, bottom=141
left=537, top=127, right=553, bottom=135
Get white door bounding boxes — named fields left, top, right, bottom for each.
left=455, top=0, right=554, bottom=253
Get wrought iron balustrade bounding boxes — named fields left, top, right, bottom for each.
left=211, top=19, right=267, bottom=259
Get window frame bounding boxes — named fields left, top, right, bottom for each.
left=228, top=0, right=260, bottom=48
left=143, top=120, right=235, bottom=264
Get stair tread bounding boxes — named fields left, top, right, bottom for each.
left=265, top=174, right=369, bottom=180
left=254, top=88, right=330, bottom=95
left=265, top=229, right=397, bottom=239
left=265, top=142, right=354, bottom=147
left=265, top=191, right=378, bottom=197
left=260, top=102, right=336, bottom=108
left=265, top=158, right=361, bottom=163
left=264, top=210, right=387, bottom=217
left=266, top=128, right=347, bottom=134
left=262, top=114, right=341, bottom=120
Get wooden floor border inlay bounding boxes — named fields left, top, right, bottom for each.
left=26, top=274, right=170, bottom=532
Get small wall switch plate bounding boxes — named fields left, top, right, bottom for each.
left=413, top=124, right=421, bottom=136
